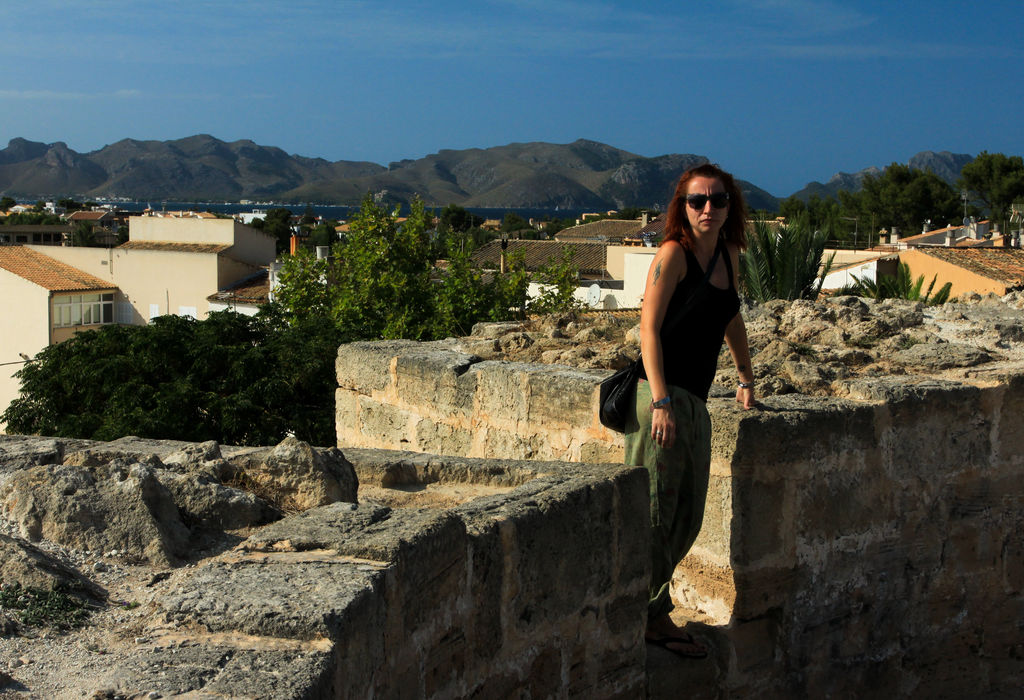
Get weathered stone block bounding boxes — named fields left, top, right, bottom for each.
left=156, top=556, right=385, bottom=640
left=878, top=382, right=992, bottom=477
left=358, top=397, right=415, bottom=448
left=393, top=345, right=479, bottom=418
left=795, top=468, right=897, bottom=543
left=694, top=472, right=733, bottom=563
left=731, top=476, right=787, bottom=566
left=471, top=361, right=533, bottom=423
left=728, top=614, right=780, bottom=672
left=479, top=427, right=543, bottom=461
left=413, top=416, right=474, bottom=457
left=580, top=438, right=623, bottom=463
left=509, top=478, right=617, bottom=633
left=524, top=364, right=606, bottom=427
left=712, top=395, right=875, bottom=476
left=337, top=340, right=421, bottom=394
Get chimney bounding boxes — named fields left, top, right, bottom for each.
left=945, top=228, right=955, bottom=247
left=641, top=212, right=649, bottom=227
left=889, top=227, right=899, bottom=245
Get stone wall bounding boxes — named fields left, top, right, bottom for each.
left=0, top=437, right=650, bottom=698
left=335, top=339, right=624, bottom=463
left=165, top=455, right=651, bottom=699
left=687, top=374, right=1024, bottom=697
left=337, top=339, right=1024, bottom=697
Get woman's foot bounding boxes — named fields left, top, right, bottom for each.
left=645, top=615, right=709, bottom=659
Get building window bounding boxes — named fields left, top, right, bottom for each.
left=53, top=293, right=115, bottom=328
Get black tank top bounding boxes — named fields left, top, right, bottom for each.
left=640, top=242, right=740, bottom=401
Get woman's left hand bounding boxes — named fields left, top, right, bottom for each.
left=736, top=385, right=755, bottom=410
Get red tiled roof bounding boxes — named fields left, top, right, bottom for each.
left=207, top=270, right=270, bottom=305
left=118, top=241, right=231, bottom=254
left=555, top=219, right=642, bottom=242
left=915, top=247, right=1024, bottom=288
left=66, top=211, right=112, bottom=221
left=0, top=247, right=114, bottom=292
left=470, top=240, right=607, bottom=274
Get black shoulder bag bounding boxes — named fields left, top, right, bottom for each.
left=598, top=239, right=725, bottom=432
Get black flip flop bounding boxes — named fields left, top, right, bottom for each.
left=646, top=632, right=709, bottom=659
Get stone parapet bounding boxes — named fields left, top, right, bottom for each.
left=336, top=339, right=622, bottom=462
left=156, top=458, right=650, bottom=698
left=335, top=338, right=1024, bottom=697
left=677, top=376, right=1024, bottom=697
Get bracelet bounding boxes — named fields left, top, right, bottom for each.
left=651, top=396, right=672, bottom=409
left=738, top=381, right=754, bottom=389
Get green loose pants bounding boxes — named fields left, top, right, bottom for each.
left=624, top=379, right=712, bottom=621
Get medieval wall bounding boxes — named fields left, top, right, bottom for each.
left=337, top=340, right=1024, bottom=697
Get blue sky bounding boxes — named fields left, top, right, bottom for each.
left=2, top=0, right=1022, bottom=197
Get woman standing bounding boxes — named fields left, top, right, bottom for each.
left=628, top=163, right=755, bottom=658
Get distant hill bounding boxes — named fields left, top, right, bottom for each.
left=0, top=135, right=779, bottom=211
left=789, top=151, right=974, bottom=202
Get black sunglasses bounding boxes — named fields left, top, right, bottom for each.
left=685, top=192, right=730, bottom=210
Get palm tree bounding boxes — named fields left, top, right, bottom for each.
left=740, top=214, right=834, bottom=301
left=839, top=262, right=952, bottom=305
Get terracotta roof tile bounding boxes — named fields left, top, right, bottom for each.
left=470, top=240, right=607, bottom=274
left=66, top=211, right=112, bottom=221
left=0, top=246, right=114, bottom=292
left=118, top=241, right=231, bottom=254
left=555, top=219, right=642, bottom=242
left=207, top=270, right=270, bottom=305
left=915, top=247, right=1024, bottom=288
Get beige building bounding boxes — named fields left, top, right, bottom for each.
left=35, top=216, right=274, bottom=323
left=0, top=247, right=118, bottom=423
left=0, top=216, right=276, bottom=422
left=900, top=247, right=1024, bottom=297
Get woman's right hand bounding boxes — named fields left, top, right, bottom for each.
left=651, top=402, right=676, bottom=449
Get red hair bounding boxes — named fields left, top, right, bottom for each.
left=662, top=163, right=747, bottom=251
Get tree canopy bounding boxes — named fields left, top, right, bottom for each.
left=957, top=151, right=1024, bottom=226
left=841, top=164, right=963, bottom=236
left=2, top=311, right=343, bottom=446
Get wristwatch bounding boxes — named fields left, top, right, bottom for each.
left=651, top=396, right=672, bottom=409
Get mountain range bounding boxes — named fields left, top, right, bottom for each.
left=0, top=135, right=974, bottom=212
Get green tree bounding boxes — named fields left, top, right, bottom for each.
left=740, top=215, right=834, bottom=302
left=58, top=198, right=84, bottom=212
left=957, top=151, right=1024, bottom=228
left=438, top=204, right=484, bottom=235
left=845, top=164, right=962, bottom=235
left=0, top=196, right=15, bottom=211
left=274, top=247, right=331, bottom=324
left=329, top=195, right=435, bottom=340
left=250, top=208, right=294, bottom=254
left=528, top=246, right=585, bottom=315
left=430, top=233, right=497, bottom=337
left=308, top=221, right=337, bottom=249
left=70, top=221, right=97, bottom=247
left=501, top=211, right=531, bottom=233
left=2, top=311, right=342, bottom=446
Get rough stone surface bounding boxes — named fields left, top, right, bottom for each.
left=0, top=460, right=191, bottom=567
left=0, top=534, right=104, bottom=602
left=229, top=436, right=359, bottom=511
left=0, top=435, right=648, bottom=699
left=443, top=294, right=1024, bottom=400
